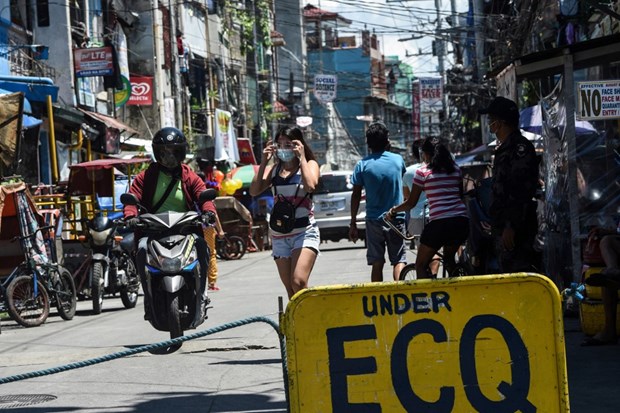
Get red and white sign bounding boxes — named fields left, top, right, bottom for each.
left=128, top=76, right=153, bottom=106
left=412, top=81, right=421, bottom=142
left=419, top=77, right=443, bottom=107
left=237, top=138, right=257, bottom=164
left=73, top=47, right=114, bottom=77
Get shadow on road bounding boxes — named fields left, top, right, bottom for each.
left=0, top=392, right=287, bottom=413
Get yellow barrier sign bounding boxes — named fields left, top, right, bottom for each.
left=282, top=274, right=569, bottom=412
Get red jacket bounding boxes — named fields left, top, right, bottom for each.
left=124, top=163, right=215, bottom=217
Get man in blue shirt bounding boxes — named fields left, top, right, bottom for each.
left=349, top=121, right=407, bottom=282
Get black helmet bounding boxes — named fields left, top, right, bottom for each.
left=152, top=127, right=187, bottom=170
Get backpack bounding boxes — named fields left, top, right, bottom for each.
left=269, top=194, right=299, bottom=233
left=269, top=165, right=309, bottom=233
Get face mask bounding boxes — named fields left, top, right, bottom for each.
left=159, top=151, right=179, bottom=169
left=277, top=149, right=295, bottom=162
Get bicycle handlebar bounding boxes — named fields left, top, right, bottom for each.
left=11, top=225, right=55, bottom=243
left=381, top=213, right=416, bottom=241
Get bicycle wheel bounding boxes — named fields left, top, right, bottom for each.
left=6, top=275, right=50, bottom=327
left=399, top=263, right=417, bottom=281
left=226, top=236, right=247, bottom=260
left=448, top=264, right=468, bottom=278
left=54, top=266, right=77, bottom=320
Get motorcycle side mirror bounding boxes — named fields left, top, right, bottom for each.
left=120, top=193, right=139, bottom=206
left=199, top=188, right=217, bottom=203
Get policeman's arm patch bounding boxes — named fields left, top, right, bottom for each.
left=516, top=144, right=527, bottom=157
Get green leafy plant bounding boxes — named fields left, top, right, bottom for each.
left=224, top=0, right=272, bottom=55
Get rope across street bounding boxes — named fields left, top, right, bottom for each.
left=0, top=315, right=287, bottom=389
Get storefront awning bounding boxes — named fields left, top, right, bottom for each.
left=79, top=109, right=139, bottom=136
left=0, top=79, right=58, bottom=103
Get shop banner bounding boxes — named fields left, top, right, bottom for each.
left=214, top=109, right=239, bottom=162
left=412, top=81, right=421, bottom=142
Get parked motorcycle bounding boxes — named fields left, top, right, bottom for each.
left=80, top=216, right=140, bottom=314
left=120, top=189, right=217, bottom=347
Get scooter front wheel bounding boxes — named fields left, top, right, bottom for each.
left=91, top=262, right=104, bottom=315
left=167, top=291, right=183, bottom=339
left=55, top=266, right=77, bottom=320
left=120, top=258, right=139, bottom=309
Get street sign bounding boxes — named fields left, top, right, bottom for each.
left=314, top=74, right=337, bottom=103
left=282, top=274, right=569, bottom=412
left=577, top=80, right=620, bottom=120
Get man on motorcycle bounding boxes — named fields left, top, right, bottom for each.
left=123, top=126, right=216, bottom=320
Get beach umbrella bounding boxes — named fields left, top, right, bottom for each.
left=230, top=164, right=260, bottom=188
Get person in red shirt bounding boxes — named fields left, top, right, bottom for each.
left=124, top=127, right=216, bottom=319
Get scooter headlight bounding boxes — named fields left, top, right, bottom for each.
left=89, top=228, right=112, bottom=246
left=160, top=257, right=183, bottom=273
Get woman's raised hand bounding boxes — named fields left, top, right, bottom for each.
left=262, top=139, right=275, bottom=163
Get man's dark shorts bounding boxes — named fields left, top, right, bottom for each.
left=366, top=219, right=407, bottom=266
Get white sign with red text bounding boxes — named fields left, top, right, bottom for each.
left=419, top=77, right=443, bottom=108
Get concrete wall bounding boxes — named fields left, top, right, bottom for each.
left=32, top=0, right=74, bottom=105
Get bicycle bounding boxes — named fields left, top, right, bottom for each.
left=0, top=262, right=50, bottom=328
left=381, top=213, right=469, bottom=281
left=3, top=225, right=76, bottom=327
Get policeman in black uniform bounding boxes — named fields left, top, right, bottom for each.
left=479, top=96, right=540, bottom=273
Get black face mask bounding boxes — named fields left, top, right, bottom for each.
left=156, top=146, right=184, bottom=170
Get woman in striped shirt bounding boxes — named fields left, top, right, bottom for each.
left=250, top=126, right=320, bottom=298
left=388, top=137, right=469, bottom=279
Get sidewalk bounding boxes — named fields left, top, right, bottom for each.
left=564, top=314, right=620, bottom=412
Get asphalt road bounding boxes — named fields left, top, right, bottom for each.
left=0, top=240, right=618, bottom=412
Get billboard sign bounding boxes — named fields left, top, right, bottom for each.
left=314, top=74, right=337, bottom=103
left=73, top=47, right=114, bottom=77
left=419, top=77, right=443, bottom=108
left=577, top=80, right=620, bottom=120
left=283, top=274, right=569, bottom=412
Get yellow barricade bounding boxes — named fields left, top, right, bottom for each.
left=282, top=273, right=569, bottom=412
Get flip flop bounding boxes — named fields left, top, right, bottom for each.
left=581, top=337, right=618, bottom=347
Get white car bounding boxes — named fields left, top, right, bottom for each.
left=313, top=171, right=366, bottom=243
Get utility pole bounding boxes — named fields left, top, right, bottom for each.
left=435, top=0, right=448, bottom=137
left=169, top=1, right=183, bottom=129
left=205, top=3, right=215, bottom=137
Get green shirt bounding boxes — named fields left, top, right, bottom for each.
left=153, top=171, right=187, bottom=213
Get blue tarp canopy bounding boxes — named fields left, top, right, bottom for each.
left=0, top=79, right=58, bottom=103
left=519, top=105, right=597, bottom=135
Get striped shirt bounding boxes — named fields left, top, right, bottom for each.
left=413, top=164, right=468, bottom=222
left=271, top=166, right=315, bottom=238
